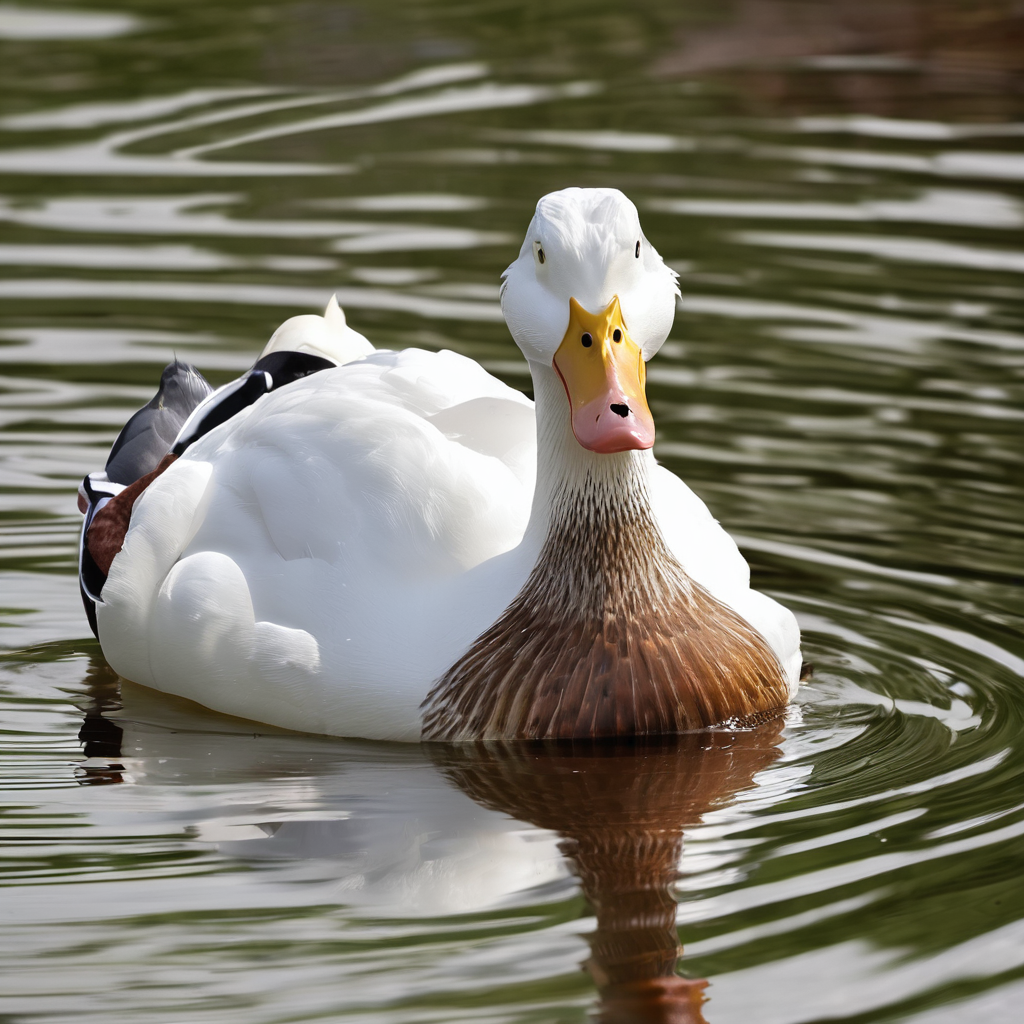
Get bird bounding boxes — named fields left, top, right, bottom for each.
left=78, top=187, right=802, bottom=743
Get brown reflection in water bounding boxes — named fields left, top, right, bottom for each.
left=437, top=724, right=783, bottom=1023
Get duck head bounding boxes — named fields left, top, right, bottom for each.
left=500, top=188, right=680, bottom=453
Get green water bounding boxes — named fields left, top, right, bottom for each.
left=2, top=2, right=1023, bottom=1021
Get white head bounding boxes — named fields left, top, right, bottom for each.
left=500, top=187, right=679, bottom=364
left=500, top=188, right=679, bottom=454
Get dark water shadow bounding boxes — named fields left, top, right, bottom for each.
left=75, top=653, right=126, bottom=785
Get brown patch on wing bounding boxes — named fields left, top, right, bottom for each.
left=422, top=487, right=789, bottom=741
left=87, top=453, right=178, bottom=576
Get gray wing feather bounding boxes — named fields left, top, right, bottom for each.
left=104, top=361, right=212, bottom=485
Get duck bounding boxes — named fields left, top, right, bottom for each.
left=78, top=187, right=802, bottom=742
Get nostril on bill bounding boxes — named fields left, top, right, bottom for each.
left=610, top=403, right=630, bottom=418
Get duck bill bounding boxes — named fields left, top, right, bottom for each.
left=552, top=296, right=655, bottom=454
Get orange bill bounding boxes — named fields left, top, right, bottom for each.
left=552, top=296, right=655, bottom=454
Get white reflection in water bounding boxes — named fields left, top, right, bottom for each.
left=0, top=194, right=496, bottom=245
left=769, top=144, right=1024, bottom=181
left=0, top=63, right=498, bottom=178
left=0, top=327, right=251, bottom=369
left=711, top=919, right=1024, bottom=1024
left=183, top=81, right=599, bottom=159
left=0, top=145, right=340, bottom=178
left=739, top=231, right=1024, bottom=275
left=0, top=88, right=271, bottom=131
left=676, top=294, right=1024, bottom=354
left=144, top=763, right=565, bottom=914
left=793, top=115, right=1024, bottom=141
left=652, top=188, right=1024, bottom=229
left=0, top=243, right=335, bottom=272
left=314, top=193, right=488, bottom=212
left=0, top=4, right=139, bottom=41
left=349, top=266, right=439, bottom=285
left=332, top=226, right=510, bottom=252
left=491, top=128, right=694, bottom=152
left=70, top=684, right=568, bottom=919
left=0, top=243, right=240, bottom=272
left=0, top=279, right=503, bottom=320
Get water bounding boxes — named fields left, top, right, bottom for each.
left=1, top=1, right=1023, bottom=1021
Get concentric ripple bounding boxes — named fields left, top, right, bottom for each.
left=1, top=2, right=1023, bottom=1022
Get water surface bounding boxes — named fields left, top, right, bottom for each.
left=2, top=2, right=1023, bottom=1022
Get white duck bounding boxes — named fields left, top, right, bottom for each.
left=89, top=187, right=801, bottom=742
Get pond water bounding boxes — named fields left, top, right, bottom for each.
left=2, top=2, right=1023, bottom=1021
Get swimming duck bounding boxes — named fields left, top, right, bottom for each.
left=79, top=187, right=801, bottom=742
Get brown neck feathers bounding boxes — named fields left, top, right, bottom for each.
left=422, top=470, right=788, bottom=742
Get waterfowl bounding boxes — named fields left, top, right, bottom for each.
left=79, top=187, right=801, bottom=742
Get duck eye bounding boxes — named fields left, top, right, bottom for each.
left=612, top=328, right=622, bottom=342
left=581, top=333, right=593, bottom=348
left=635, top=240, right=640, bottom=259
left=535, top=243, right=545, bottom=265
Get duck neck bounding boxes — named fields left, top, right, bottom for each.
left=420, top=362, right=790, bottom=742
left=524, top=363, right=655, bottom=548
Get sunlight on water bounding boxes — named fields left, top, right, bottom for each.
left=0, top=4, right=139, bottom=42
left=1, top=1, right=1023, bottom=1022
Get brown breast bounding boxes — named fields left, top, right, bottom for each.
left=421, top=487, right=789, bottom=742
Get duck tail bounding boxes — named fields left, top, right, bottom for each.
left=78, top=361, right=212, bottom=635
left=260, top=295, right=374, bottom=365
left=78, top=297, right=371, bottom=636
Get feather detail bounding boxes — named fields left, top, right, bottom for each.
left=422, top=469, right=789, bottom=741
left=87, top=454, right=178, bottom=577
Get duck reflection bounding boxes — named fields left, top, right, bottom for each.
left=71, top=654, right=570, bottom=915
left=437, top=729, right=782, bottom=1023
left=73, top=653, right=782, bottom=1019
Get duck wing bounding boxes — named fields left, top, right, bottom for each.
left=105, top=361, right=212, bottom=485
left=79, top=296, right=368, bottom=628
left=97, top=347, right=537, bottom=740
